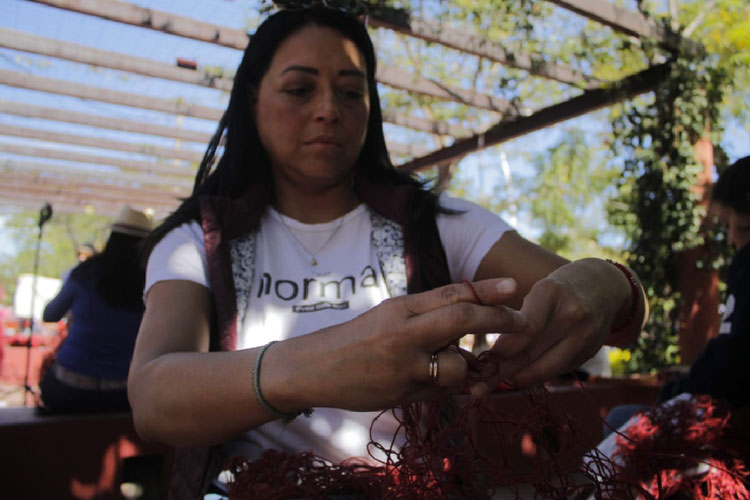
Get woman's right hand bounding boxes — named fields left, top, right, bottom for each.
left=129, top=278, right=524, bottom=446
left=259, top=278, right=526, bottom=413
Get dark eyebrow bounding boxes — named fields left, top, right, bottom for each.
left=280, top=65, right=366, bottom=79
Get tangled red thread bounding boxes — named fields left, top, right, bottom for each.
left=227, top=386, right=749, bottom=499
left=227, top=282, right=749, bottom=498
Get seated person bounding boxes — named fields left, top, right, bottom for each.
left=39, top=206, right=153, bottom=413
left=603, top=155, right=750, bottom=437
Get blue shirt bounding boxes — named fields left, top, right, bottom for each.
left=43, top=265, right=144, bottom=380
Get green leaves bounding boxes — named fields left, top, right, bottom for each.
left=609, top=47, right=730, bottom=373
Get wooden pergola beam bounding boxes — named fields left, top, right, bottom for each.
left=0, top=186, right=177, bottom=218
left=386, top=141, right=431, bottom=158
left=378, top=66, right=510, bottom=113
left=369, top=9, right=603, bottom=89
left=0, top=99, right=212, bottom=144
left=0, top=142, right=196, bottom=180
left=399, top=62, right=671, bottom=172
left=380, top=110, right=468, bottom=137
left=0, top=194, right=131, bottom=218
left=0, top=70, right=461, bottom=137
left=0, top=99, right=448, bottom=165
left=0, top=173, right=182, bottom=210
left=28, top=0, right=249, bottom=49
left=0, top=123, right=202, bottom=167
left=1, top=157, right=192, bottom=195
left=0, top=27, right=234, bottom=92
left=14, top=9, right=508, bottom=117
left=0, top=69, right=223, bottom=121
left=547, top=0, right=701, bottom=53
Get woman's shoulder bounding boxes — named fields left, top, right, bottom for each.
left=158, top=220, right=205, bottom=247
left=69, top=257, right=99, bottom=283
left=436, top=193, right=510, bottom=225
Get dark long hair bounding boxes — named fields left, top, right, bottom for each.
left=712, top=155, right=750, bottom=215
left=144, top=6, right=442, bottom=260
left=71, top=232, right=146, bottom=310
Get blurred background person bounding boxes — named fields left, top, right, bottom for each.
left=38, top=206, right=153, bottom=413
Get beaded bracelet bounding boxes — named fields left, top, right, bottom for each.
left=606, top=259, right=641, bottom=343
left=253, top=341, right=313, bottom=424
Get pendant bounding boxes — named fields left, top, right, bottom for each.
left=311, top=257, right=318, bottom=266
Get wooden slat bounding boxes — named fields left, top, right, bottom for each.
left=0, top=172, right=182, bottom=202
left=0, top=99, right=212, bottom=144
left=0, top=157, right=192, bottom=194
left=0, top=123, right=203, bottom=167
left=0, top=194, right=126, bottom=217
left=0, top=187, right=176, bottom=218
left=0, top=27, right=234, bottom=92
left=369, top=10, right=602, bottom=88
left=399, top=63, right=670, bottom=172
left=0, top=69, right=223, bottom=121
left=0, top=99, right=441, bottom=164
left=381, top=110, right=468, bottom=137
left=387, top=141, right=431, bottom=158
left=28, top=0, right=249, bottom=49
left=547, top=0, right=701, bottom=52
left=15, top=8, right=509, bottom=114
left=0, top=142, right=195, bottom=180
left=378, top=66, right=510, bottom=113
left=0, top=70, right=460, bottom=136
left=0, top=173, right=182, bottom=209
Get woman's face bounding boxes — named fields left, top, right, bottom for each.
left=254, top=25, right=370, bottom=193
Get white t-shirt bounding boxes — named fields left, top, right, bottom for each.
left=146, top=194, right=511, bottom=464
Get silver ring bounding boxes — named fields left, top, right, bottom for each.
left=428, top=353, right=439, bottom=383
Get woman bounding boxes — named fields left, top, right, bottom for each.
left=40, top=205, right=153, bottom=413
left=127, top=6, right=647, bottom=498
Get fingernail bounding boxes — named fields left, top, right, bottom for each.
left=496, top=278, right=516, bottom=294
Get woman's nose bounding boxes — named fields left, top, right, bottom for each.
left=314, top=89, right=340, bottom=123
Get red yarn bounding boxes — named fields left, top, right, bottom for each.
left=608, top=395, right=749, bottom=499
left=226, top=355, right=749, bottom=499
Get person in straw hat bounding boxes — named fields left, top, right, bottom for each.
left=39, top=205, right=153, bottom=413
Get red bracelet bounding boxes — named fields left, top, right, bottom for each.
left=606, top=260, right=640, bottom=341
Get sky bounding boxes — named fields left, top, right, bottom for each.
left=0, top=0, right=748, bottom=258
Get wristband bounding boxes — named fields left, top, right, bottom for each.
left=606, top=260, right=641, bottom=341
left=253, top=341, right=313, bottom=424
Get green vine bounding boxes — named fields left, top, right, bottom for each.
left=609, top=47, right=728, bottom=373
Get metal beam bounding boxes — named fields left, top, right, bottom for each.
left=399, top=63, right=671, bottom=172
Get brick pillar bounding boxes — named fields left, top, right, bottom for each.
left=676, top=136, right=721, bottom=364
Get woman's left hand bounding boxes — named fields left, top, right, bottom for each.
left=470, top=258, right=634, bottom=397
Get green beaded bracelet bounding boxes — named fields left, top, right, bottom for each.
left=253, top=341, right=313, bottom=424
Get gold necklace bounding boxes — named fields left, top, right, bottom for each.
left=277, top=212, right=346, bottom=267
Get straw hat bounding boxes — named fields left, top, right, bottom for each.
left=111, top=205, right=154, bottom=237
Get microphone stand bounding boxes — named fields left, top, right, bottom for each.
left=22, top=203, right=52, bottom=406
